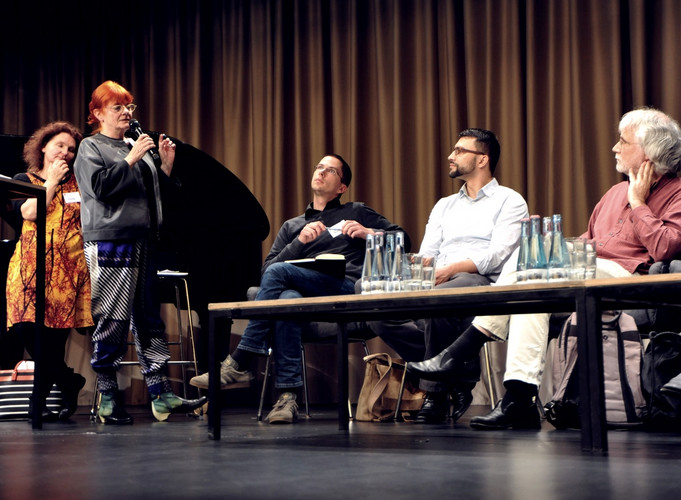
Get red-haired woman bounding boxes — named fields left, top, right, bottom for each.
left=6, top=121, right=92, bottom=421
left=73, top=81, right=205, bottom=424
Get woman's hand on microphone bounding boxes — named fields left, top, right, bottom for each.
left=125, top=134, right=156, bottom=167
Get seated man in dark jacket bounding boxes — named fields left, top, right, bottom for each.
left=190, top=154, right=410, bottom=424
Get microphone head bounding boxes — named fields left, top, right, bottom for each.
left=128, top=119, right=143, bottom=138
left=126, top=119, right=162, bottom=166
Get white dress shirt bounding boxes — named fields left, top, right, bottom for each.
left=419, top=178, right=529, bottom=281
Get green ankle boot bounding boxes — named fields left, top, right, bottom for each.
left=151, top=392, right=207, bottom=422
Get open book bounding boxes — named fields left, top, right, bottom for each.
left=285, top=253, right=346, bottom=279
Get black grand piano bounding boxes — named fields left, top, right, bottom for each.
left=0, top=132, right=270, bottom=369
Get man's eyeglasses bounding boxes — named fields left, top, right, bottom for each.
left=109, top=103, right=137, bottom=113
left=452, top=146, right=486, bottom=157
left=314, top=164, right=341, bottom=177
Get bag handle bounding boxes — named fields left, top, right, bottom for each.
left=11, top=360, right=34, bottom=381
left=363, top=353, right=394, bottom=414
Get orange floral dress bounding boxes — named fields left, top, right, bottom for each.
left=5, top=173, right=93, bottom=329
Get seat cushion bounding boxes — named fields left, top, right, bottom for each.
left=302, top=321, right=374, bottom=342
left=246, top=286, right=375, bottom=342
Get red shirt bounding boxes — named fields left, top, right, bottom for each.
left=583, top=175, right=681, bottom=273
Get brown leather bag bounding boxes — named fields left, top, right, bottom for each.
left=355, top=353, right=425, bottom=422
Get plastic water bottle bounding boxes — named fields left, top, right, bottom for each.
left=361, top=233, right=374, bottom=294
left=384, top=232, right=395, bottom=291
left=543, top=216, right=553, bottom=259
left=370, top=231, right=386, bottom=293
left=527, top=215, right=548, bottom=281
left=548, top=214, right=570, bottom=281
left=389, top=231, right=404, bottom=291
left=516, top=218, right=530, bottom=283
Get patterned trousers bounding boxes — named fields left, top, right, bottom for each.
left=84, top=240, right=171, bottom=396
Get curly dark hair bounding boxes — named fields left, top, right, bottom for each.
left=23, top=121, right=83, bottom=174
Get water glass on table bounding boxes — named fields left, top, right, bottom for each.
left=403, top=253, right=423, bottom=291
left=565, top=237, right=586, bottom=279
left=585, top=239, right=597, bottom=279
left=421, top=256, right=436, bottom=290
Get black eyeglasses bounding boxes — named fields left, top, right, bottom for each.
left=452, top=146, right=486, bottom=157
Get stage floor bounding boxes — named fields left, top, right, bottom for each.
left=2, top=404, right=681, bottom=499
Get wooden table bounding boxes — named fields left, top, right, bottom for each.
left=578, top=274, right=681, bottom=452
left=0, top=177, right=46, bottom=429
left=206, top=274, right=681, bottom=453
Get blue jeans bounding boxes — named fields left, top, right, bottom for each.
left=236, top=262, right=355, bottom=388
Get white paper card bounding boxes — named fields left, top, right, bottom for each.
left=63, top=192, right=81, bottom=203
left=327, top=219, right=346, bottom=238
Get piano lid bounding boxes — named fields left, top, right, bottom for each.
left=157, top=134, right=270, bottom=310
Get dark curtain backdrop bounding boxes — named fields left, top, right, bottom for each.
left=3, top=0, right=681, bottom=253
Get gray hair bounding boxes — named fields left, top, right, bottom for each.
left=619, top=108, right=681, bottom=176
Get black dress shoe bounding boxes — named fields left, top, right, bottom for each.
left=407, top=349, right=458, bottom=382
left=469, top=398, right=541, bottom=430
left=415, top=392, right=448, bottom=424
left=450, top=388, right=473, bottom=422
left=58, top=372, right=86, bottom=421
left=661, top=373, right=681, bottom=397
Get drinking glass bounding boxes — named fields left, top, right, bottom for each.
left=403, top=253, right=423, bottom=291
left=421, top=256, right=436, bottom=290
left=565, top=237, right=586, bottom=280
left=585, top=239, right=597, bottom=279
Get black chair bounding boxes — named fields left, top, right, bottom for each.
left=245, top=287, right=375, bottom=420
left=626, top=260, right=681, bottom=334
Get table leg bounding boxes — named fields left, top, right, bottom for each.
left=208, top=312, right=230, bottom=440
left=576, top=290, right=608, bottom=453
left=31, top=193, right=46, bottom=430
left=337, top=322, right=349, bottom=430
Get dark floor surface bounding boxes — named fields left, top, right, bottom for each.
left=2, top=404, right=681, bottom=500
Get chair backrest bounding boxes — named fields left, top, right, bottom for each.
left=626, top=259, right=681, bottom=334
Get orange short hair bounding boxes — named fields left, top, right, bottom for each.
left=87, top=80, right=134, bottom=133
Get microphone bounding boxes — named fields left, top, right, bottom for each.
left=128, top=119, right=161, bottom=167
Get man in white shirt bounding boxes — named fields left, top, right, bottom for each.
left=374, top=128, right=529, bottom=424
left=409, top=108, right=681, bottom=430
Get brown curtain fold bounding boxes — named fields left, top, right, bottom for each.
left=3, top=0, right=681, bottom=253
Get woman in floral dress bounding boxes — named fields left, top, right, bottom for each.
left=5, top=121, right=93, bottom=421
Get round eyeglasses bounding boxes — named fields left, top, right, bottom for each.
left=109, top=103, right=137, bottom=113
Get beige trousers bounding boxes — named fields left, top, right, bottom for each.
left=473, top=257, right=632, bottom=387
